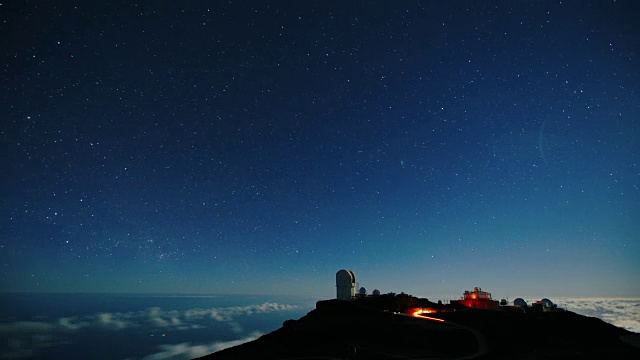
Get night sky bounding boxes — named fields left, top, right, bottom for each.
left=3, top=1, right=639, bottom=298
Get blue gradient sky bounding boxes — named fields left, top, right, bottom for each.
left=3, top=1, right=639, bottom=298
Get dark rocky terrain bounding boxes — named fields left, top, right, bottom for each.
left=199, top=295, right=640, bottom=359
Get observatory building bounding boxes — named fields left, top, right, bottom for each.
left=514, top=298, right=528, bottom=308
left=450, top=287, right=500, bottom=310
left=336, top=269, right=356, bottom=300
left=533, top=298, right=558, bottom=312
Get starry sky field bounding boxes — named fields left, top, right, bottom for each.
left=3, top=1, right=639, bottom=299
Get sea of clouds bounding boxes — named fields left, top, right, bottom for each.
left=134, top=331, right=264, bottom=360
left=0, top=298, right=638, bottom=359
left=553, top=298, right=640, bottom=334
left=0, top=301, right=304, bottom=360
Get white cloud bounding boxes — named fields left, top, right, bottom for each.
left=209, top=332, right=263, bottom=352
left=96, top=312, right=131, bottom=330
left=58, top=317, right=89, bottom=331
left=141, top=332, right=263, bottom=360
left=147, top=307, right=172, bottom=327
left=183, top=302, right=300, bottom=322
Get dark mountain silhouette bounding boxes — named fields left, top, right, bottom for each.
left=199, top=294, right=640, bottom=359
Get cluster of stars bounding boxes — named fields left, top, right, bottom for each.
left=2, top=1, right=638, bottom=296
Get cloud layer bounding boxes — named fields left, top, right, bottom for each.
left=140, top=332, right=263, bottom=360
left=0, top=302, right=300, bottom=359
left=554, top=298, right=640, bottom=333
left=0, top=302, right=300, bottom=335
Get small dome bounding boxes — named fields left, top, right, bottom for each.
left=359, top=287, right=367, bottom=295
left=540, top=298, right=554, bottom=307
left=372, top=289, right=380, bottom=296
left=514, top=298, right=527, bottom=307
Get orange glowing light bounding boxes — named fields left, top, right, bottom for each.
left=411, top=308, right=438, bottom=317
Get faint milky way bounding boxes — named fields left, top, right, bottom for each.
left=2, top=1, right=639, bottom=297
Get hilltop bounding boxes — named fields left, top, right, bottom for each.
left=199, top=294, right=640, bottom=359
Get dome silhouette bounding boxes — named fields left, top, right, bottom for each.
left=540, top=298, right=554, bottom=308
left=514, top=298, right=527, bottom=307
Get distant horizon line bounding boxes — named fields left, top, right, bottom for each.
left=1, top=291, right=639, bottom=300
left=0, top=291, right=329, bottom=298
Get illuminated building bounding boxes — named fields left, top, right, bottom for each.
left=450, top=287, right=500, bottom=310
